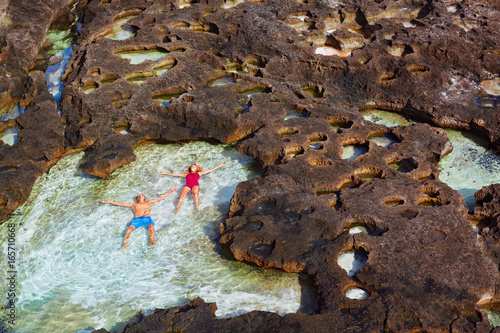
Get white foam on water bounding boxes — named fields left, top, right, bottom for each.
left=0, top=142, right=301, bottom=332
left=345, top=287, right=369, bottom=300
left=337, top=251, right=368, bottom=276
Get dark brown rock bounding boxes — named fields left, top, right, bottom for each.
left=0, top=71, right=65, bottom=221
left=0, top=0, right=499, bottom=331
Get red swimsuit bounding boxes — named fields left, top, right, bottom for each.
left=185, top=173, right=200, bottom=189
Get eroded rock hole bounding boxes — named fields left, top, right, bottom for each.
left=337, top=248, right=368, bottom=276
left=100, top=74, right=120, bottom=84
left=240, top=220, right=263, bottom=232
left=390, top=158, right=417, bottom=173
left=151, top=90, right=186, bottom=107
left=408, top=64, right=430, bottom=73
left=309, top=133, right=327, bottom=142
left=126, top=71, right=156, bottom=84
left=0, top=126, right=19, bottom=146
left=246, top=198, right=277, bottom=216
left=384, top=197, right=404, bottom=206
left=369, top=133, right=399, bottom=148
left=355, top=167, right=383, bottom=181
left=0, top=165, right=18, bottom=172
left=381, top=73, right=396, bottom=82
left=399, top=209, right=418, bottom=219
left=284, top=109, right=309, bottom=121
left=81, top=81, right=99, bottom=94
left=302, top=86, right=324, bottom=98
left=346, top=221, right=387, bottom=236
left=115, top=47, right=168, bottom=65
left=342, top=144, right=368, bottom=162
left=479, top=79, right=500, bottom=96
left=316, top=188, right=337, bottom=196
left=113, top=124, right=131, bottom=135
left=278, top=127, right=299, bottom=137
left=416, top=196, right=445, bottom=207
left=153, top=58, right=177, bottom=76
left=250, top=239, right=275, bottom=258
left=422, top=187, right=439, bottom=198
left=286, top=146, right=305, bottom=158
left=309, top=143, right=322, bottom=150
left=329, top=119, right=353, bottom=133
left=308, top=157, right=333, bottom=166
left=345, top=287, right=370, bottom=300
left=207, top=75, right=236, bottom=87
left=104, top=154, right=117, bottom=160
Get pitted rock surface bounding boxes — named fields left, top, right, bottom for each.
left=0, top=0, right=500, bottom=331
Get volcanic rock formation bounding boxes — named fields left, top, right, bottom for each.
left=0, top=0, right=499, bottom=331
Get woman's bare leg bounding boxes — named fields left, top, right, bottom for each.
left=192, top=186, right=200, bottom=212
left=175, top=186, right=191, bottom=214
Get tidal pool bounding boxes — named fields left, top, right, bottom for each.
left=0, top=142, right=301, bottom=332
left=361, top=109, right=500, bottom=211
left=437, top=130, right=500, bottom=210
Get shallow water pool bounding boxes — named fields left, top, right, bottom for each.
left=361, top=109, right=500, bottom=211
left=0, top=142, right=301, bottom=332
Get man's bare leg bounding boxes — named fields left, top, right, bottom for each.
left=174, top=186, right=191, bottom=214
left=192, top=186, right=200, bottom=212
left=121, top=225, right=136, bottom=250
left=148, top=225, right=156, bottom=246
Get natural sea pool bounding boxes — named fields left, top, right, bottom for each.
left=0, top=142, right=302, bottom=332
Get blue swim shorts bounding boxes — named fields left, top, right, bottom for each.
left=129, top=216, right=154, bottom=229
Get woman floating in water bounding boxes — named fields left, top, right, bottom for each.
left=158, top=162, right=226, bottom=213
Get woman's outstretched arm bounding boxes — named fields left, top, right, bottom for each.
left=157, top=171, right=185, bottom=177
left=199, top=162, right=226, bottom=176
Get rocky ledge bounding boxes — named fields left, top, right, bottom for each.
left=0, top=0, right=499, bottom=331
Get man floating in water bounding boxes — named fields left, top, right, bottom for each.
left=102, top=189, right=177, bottom=249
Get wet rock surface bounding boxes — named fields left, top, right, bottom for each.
left=0, top=71, right=65, bottom=221
left=0, top=0, right=500, bottom=331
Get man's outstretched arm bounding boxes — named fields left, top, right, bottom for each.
left=102, top=199, right=134, bottom=207
left=148, top=188, right=178, bottom=204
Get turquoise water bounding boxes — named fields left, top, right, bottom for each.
left=46, top=46, right=73, bottom=106
left=437, top=130, right=500, bottom=210
left=0, top=142, right=301, bottom=332
left=0, top=104, right=26, bottom=121
left=1, top=127, right=20, bottom=146
left=361, top=109, right=500, bottom=211
left=115, top=49, right=168, bottom=65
